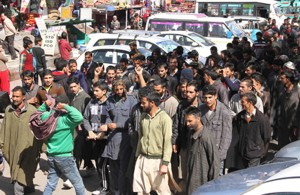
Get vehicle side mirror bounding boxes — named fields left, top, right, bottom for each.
left=226, top=31, right=233, bottom=39
left=191, top=42, right=199, bottom=47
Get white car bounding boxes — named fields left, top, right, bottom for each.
left=155, top=31, right=224, bottom=62
left=76, top=45, right=152, bottom=71
left=244, top=162, right=300, bottom=194
left=86, top=32, right=190, bottom=55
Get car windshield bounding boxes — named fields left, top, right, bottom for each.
left=156, top=40, right=189, bottom=54
left=138, top=48, right=152, bottom=58
left=226, top=21, right=244, bottom=37
left=188, top=32, right=214, bottom=46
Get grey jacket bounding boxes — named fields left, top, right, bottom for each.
left=102, top=94, right=137, bottom=160
left=199, top=100, right=233, bottom=160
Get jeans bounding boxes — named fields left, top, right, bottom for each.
left=43, top=156, right=85, bottom=195
left=5, top=34, right=17, bottom=58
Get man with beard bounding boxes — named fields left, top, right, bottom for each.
left=94, top=66, right=116, bottom=96
left=0, top=86, right=42, bottom=194
left=22, top=70, right=39, bottom=105
left=276, top=71, right=300, bottom=148
left=229, top=78, right=264, bottom=115
left=157, top=63, right=178, bottom=95
left=153, top=78, right=179, bottom=118
left=173, top=81, right=202, bottom=192
left=133, top=91, right=172, bottom=195
left=199, top=85, right=232, bottom=175
left=185, top=107, right=219, bottom=194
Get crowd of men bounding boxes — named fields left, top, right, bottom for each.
left=1, top=14, right=300, bottom=195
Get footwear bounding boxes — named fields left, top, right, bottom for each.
left=92, top=187, right=108, bottom=195
left=63, top=179, right=73, bottom=189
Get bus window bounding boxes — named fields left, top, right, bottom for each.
left=149, top=20, right=183, bottom=31
left=207, top=3, right=220, bottom=16
left=220, top=4, right=242, bottom=16
left=208, top=23, right=228, bottom=38
left=186, top=22, right=206, bottom=36
left=242, top=4, right=255, bottom=16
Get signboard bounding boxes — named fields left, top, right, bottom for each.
left=20, top=0, right=30, bottom=13
left=61, top=7, right=73, bottom=19
left=42, top=32, right=57, bottom=56
left=85, top=0, right=94, bottom=7
left=80, top=8, right=92, bottom=25
left=35, top=18, right=47, bottom=36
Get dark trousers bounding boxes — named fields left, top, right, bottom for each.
left=243, top=157, right=260, bottom=168
left=5, top=35, right=17, bottom=58
left=109, top=158, right=129, bottom=195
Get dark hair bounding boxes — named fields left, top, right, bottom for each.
left=115, top=64, right=126, bottom=72
left=224, top=62, right=235, bottom=72
left=210, top=46, right=218, bottom=51
left=35, top=37, right=43, bottom=45
left=12, top=86, right=26, bottom=96
left=242, top=92, right=257, bottom=105
left=22, top=70, right=34, bottom=78
left=61, top=32, right=68, bottom=39
left=187, top=80, right=200, bottom=92
left=251, top=73, right=264, bottom=85
left=55, top=94, right=69, bottom=104
left=67, top=77, right=80, bottom=85
left=204, top=69, right=218, bottom=80
left=146, top=91, right=161, bottom=106
left=43, top=69, right=53, bottom=77
left=157, top=63, right=168, bottom=70
left=138, top=86, right=152, bottom=99
left=120, top=58, right=128, bottom=64
left=85, top=51, right=92, bottom=57
left=106, top=65, right=116, bottom=72
left=185, top=106, right=201, bottom=118
left=202, top=85, right=217, bottom=96
left=227, top=43, right=233, bottom=48
left=153, top=78, right=168, bottom=88
left=241, top=78, right=253, bottom=88
left=180, top=78, right=189, bottom=85
left=243, top=49, right=252, bottom=55
left=246, top=63, right=257, bottom=71
left=23, top=39, right=33, bottom=49
left=281, top=71, right=295, bottom=83
left=93, top=81, right=109, bottom=92
left=55, top=58, right=68, bottom=71
left=68, top=59, right=77, bottom=65
left=176, top=46, right=183, bottom=55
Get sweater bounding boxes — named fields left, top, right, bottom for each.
left=39, top=103, right=83, bottom=157
left=3, top=17, right=17, bottom=36
left=137, top=109, right=172, bottom=165
left=58, top=39, right=72, bottom=60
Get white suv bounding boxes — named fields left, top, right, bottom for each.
left=86, top=33, right=189, bottom=55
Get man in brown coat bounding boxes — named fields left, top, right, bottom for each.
left=0, top=86, right=42, bottom=194
left=35, top=69, right=66, bottom=107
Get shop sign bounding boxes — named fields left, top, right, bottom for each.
left=35, top=18, right=47, bottom=36
left=42, top=32, right=57, bottom=56
left=20, top=0, right=30, bottom=13
left=61, top=7, right=73, bottom=19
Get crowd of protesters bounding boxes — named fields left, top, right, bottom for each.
left=1, top=13, right=300, bottom=195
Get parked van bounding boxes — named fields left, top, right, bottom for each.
left=145, top=13, right=251, bottom=47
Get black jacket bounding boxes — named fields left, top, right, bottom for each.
left=32, top=46, right=46, bottom=70
left=236, top=109, right=271, bottom=160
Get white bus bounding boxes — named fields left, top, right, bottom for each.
left=195, top=0, right=285, bottom=25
